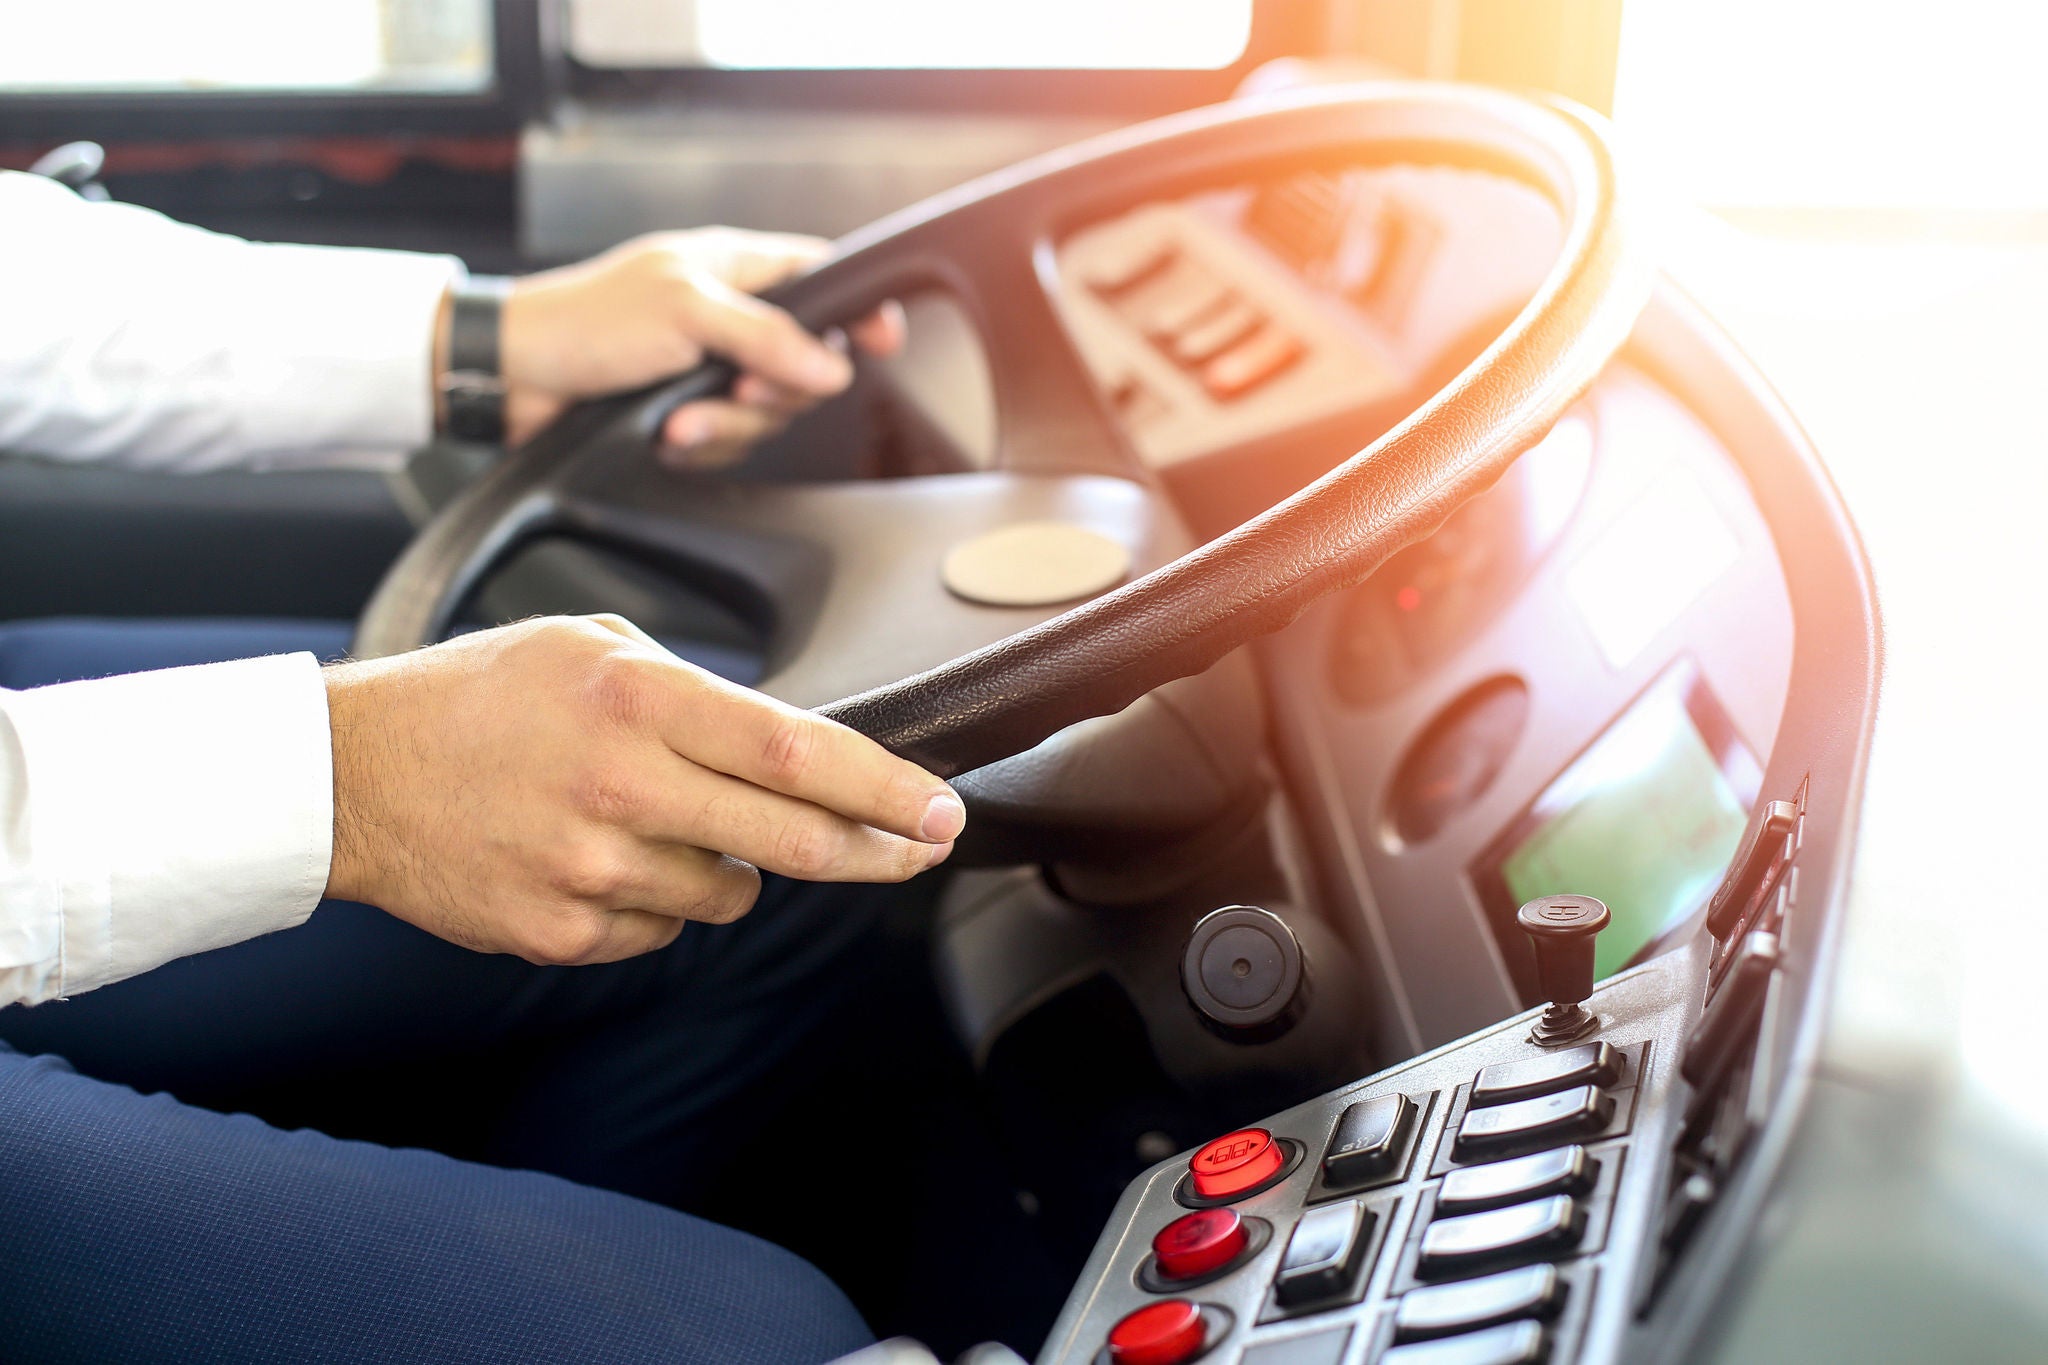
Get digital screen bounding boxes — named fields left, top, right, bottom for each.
left=1475, top=665, right=1761, bottom=993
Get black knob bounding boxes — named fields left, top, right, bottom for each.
left=1516, top=894, right=1610, bottom=1046
left=1182, top=905, right=1307, bottom=1043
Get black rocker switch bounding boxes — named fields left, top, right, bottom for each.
left=1273, top=1200, right=1372, bottom=1307
left=1516, top=895, right=1609, bottom=1046
left=1322, top=1092, right=1418, bottom=1189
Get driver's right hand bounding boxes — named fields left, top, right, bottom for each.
left=320, top=615, right=963, bottom=965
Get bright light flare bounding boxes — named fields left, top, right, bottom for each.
left=1615, top=0, right=2048, bottom=214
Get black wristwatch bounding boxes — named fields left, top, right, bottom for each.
left=440, top=274, right=512, bottom=445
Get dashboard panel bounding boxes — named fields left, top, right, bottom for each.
left=1039, top=164, right=1799, bottom=1058
left=869, top=150, right=1873, bottom=1365
left=1024, top=272, right=1875, bottom=1358
left=980, top=162, right=1872, bottom=1365
left=1052, top=167, right=1560, bottom=472
left=1264, top=362, right=1794, bottom=1057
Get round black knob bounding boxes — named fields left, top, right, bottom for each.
left=1516, top=894, right=1609, bottom=1046
left=1182, top=905, right=1307, bottom=1043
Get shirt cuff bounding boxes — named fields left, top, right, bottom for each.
left=4, top=652, right=333, bottom=1000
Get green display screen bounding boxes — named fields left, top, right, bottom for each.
left=1490, top=670, right=1757, bottom=981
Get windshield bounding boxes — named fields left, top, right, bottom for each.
left=1615, top=0, right=2047, bottom=216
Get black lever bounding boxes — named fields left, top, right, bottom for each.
left=1517, top=894, right=1609, bottom=1046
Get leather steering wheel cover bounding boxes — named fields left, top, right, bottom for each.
left=355, top=83, right=1653, bottom=780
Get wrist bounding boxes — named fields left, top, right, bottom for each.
left=498, top=275, right=574, bottom=446
left=323, top=660, right=387, bottom=906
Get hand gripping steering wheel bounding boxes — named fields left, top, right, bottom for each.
left=355, top=84, right=1651, bottom=785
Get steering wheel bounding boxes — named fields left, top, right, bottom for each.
left=355, top=83, right=1650, bottom=788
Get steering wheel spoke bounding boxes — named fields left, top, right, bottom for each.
left=962, top=239, right=1144, bottom=478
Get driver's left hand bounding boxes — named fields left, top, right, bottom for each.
left=491, top=227, right=905, bottom=459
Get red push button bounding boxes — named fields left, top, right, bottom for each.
left=1152, top=1208, right=1247, bottom=1280
left=1189, top=1127, right=1284, bottom=1200
left=1108, top=1299, right=1207, bottom=1365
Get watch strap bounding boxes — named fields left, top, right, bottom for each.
left=443, top=274, right=512, bottom=444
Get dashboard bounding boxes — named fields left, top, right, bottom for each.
left=881, top=161, right=1876, bottom=1365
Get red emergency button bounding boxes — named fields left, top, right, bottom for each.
left=1188, top=1127, right=1284, bottom=1200
left=1107, top=1299, right=1207, bottom=1365
left=1151, top=1208, right=1248, bottom=1280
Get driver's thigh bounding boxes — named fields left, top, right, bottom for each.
left=0, top=1044, right=871, bottom=1365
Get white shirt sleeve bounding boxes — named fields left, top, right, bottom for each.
left=0, top=169, right=461, bottom=472
left=0, top=653, right=334, bottom=1005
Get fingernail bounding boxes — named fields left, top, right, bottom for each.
left=805, top=347, right=854, bottom=392
left=923, top=840, right=956, bottom=870
left=921, top=789, right=966, bottom=842
left=668, top=411, right=709, bottom=446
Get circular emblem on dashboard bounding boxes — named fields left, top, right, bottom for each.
left=940, top=521, right=1131, bottom=607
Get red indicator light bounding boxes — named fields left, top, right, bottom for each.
left=1188, top=1127, right=1284, bottom=1200
left=1108, top=1299, right=1207, bottom=1365
left=1152, top=1207, right=1248, bottom=1280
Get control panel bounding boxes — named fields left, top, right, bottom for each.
left=1038, top=783, right=1814, bottom=1365
left=1056, top=199, right=1407, bottom=468
left=1049, top=167, right=1560, bottom=472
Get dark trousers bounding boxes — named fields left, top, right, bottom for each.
left=0, top=618, right=883, bottom=1364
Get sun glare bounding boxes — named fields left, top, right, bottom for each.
left=1614, top=0, right=2048, bottom=214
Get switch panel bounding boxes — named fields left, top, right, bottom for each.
left=1038, top=939, right=1714, bottom=1365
